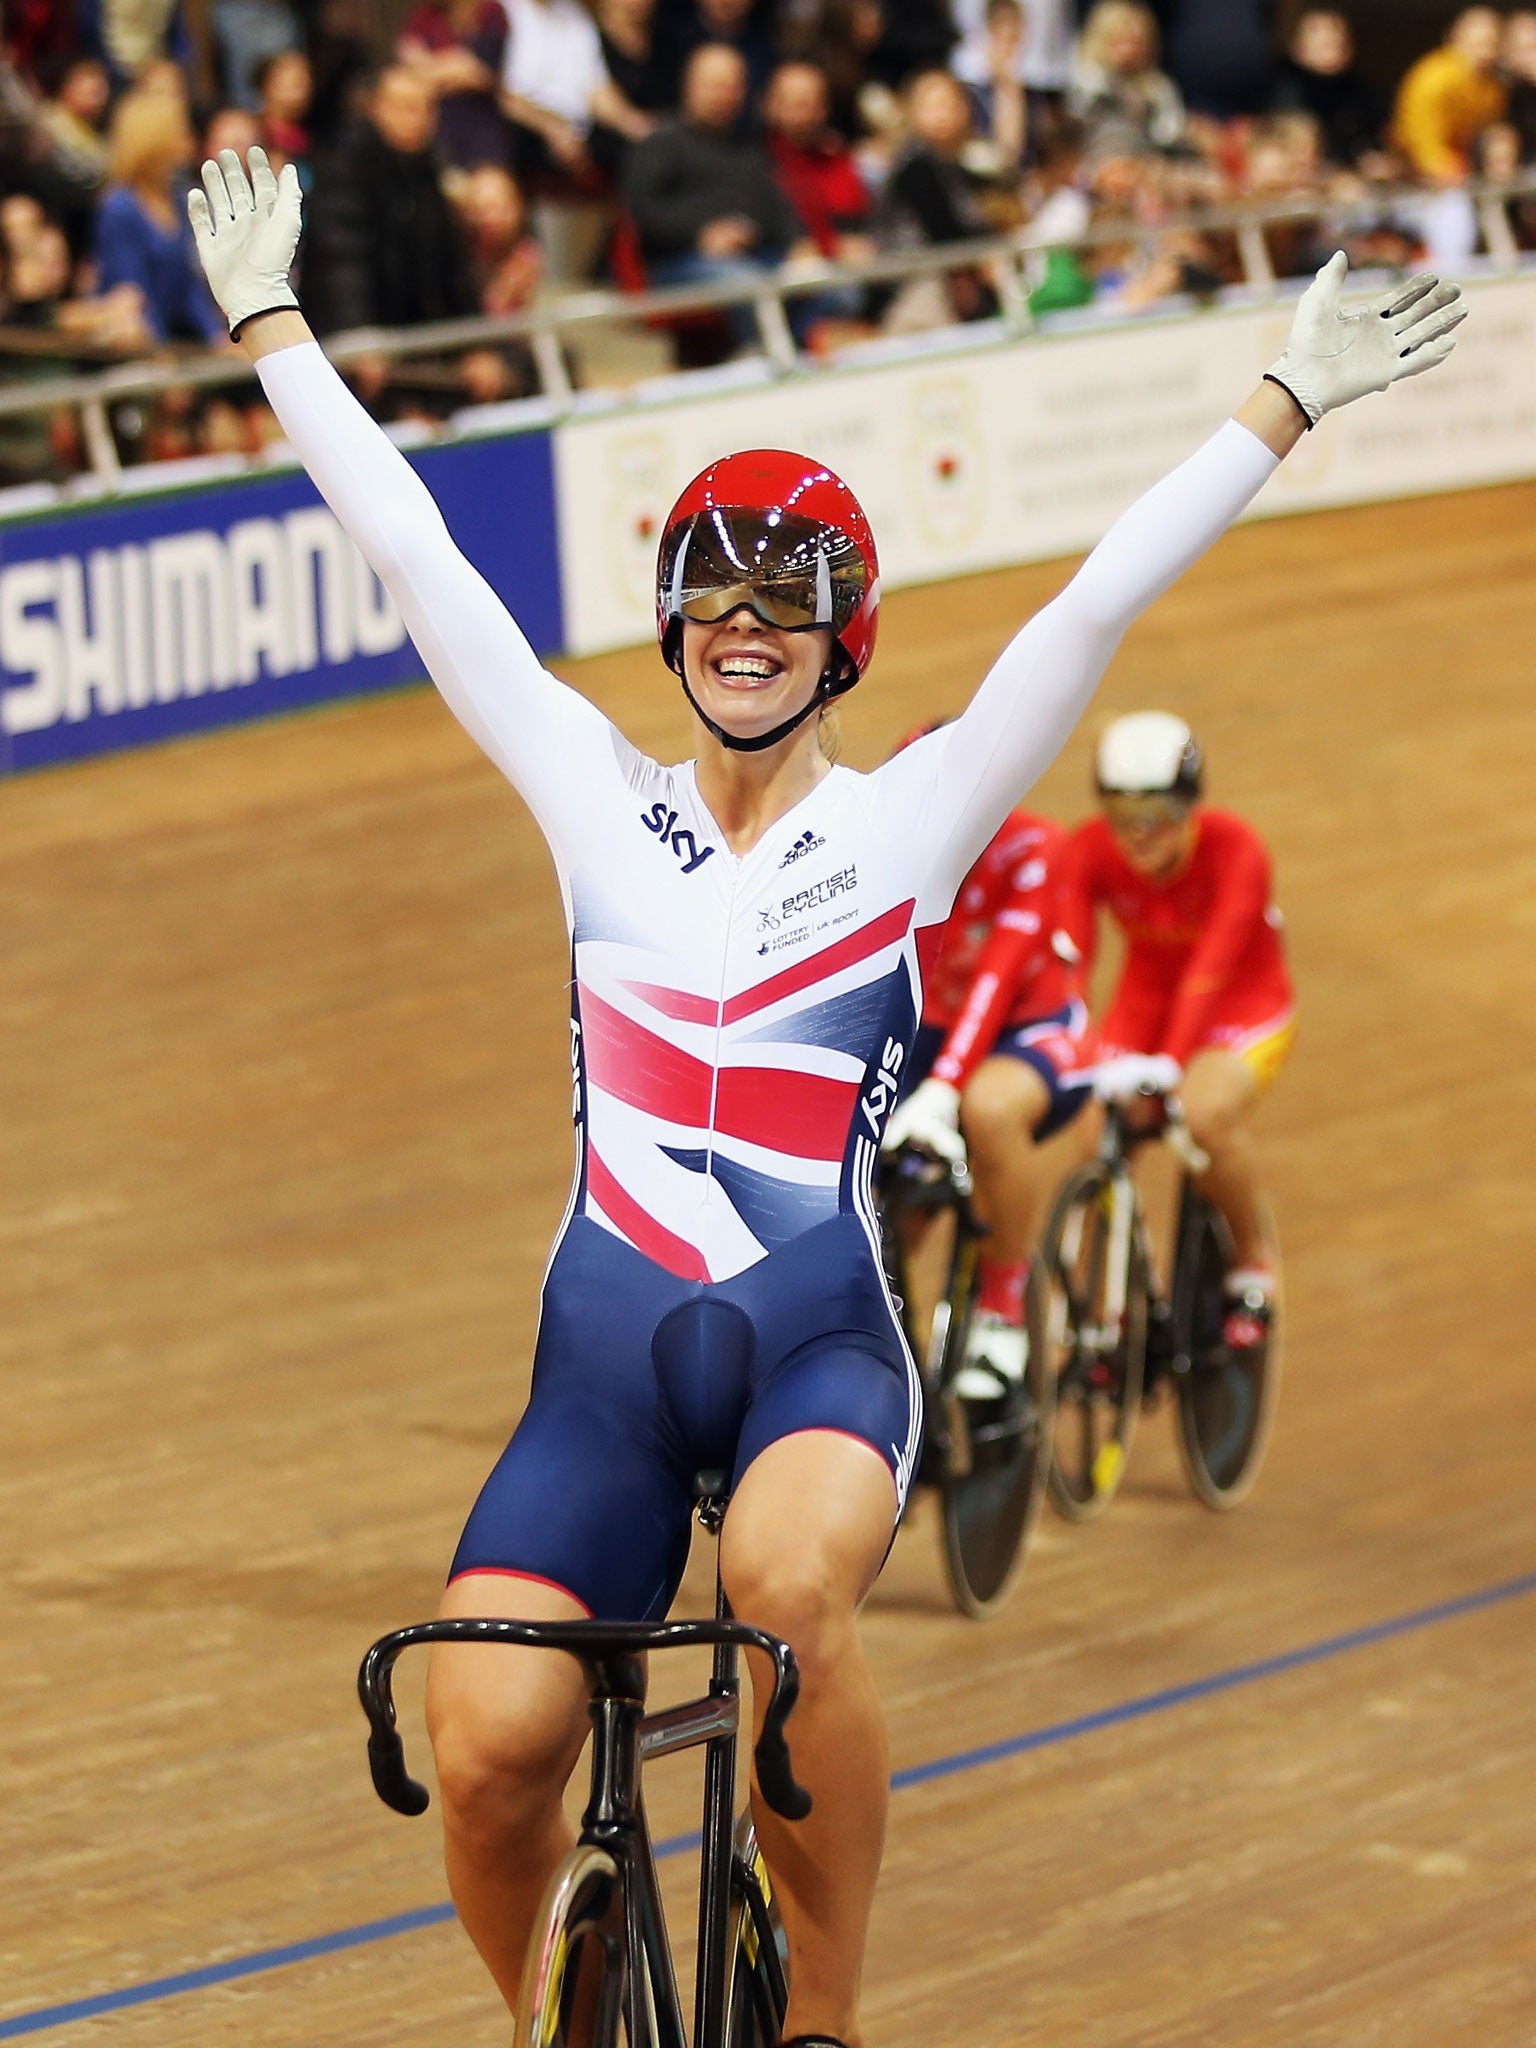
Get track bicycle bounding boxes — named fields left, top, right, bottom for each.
left=876, top=1142, right=1056, bottom=1617
left=1036, top=1087, right=1282, bottom=1520
left=359, top=1474, right=805, bottom=2048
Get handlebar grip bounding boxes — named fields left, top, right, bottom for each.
left=753, top=1725, right=812, bottom=1821
left=368, top=1728, right=431, bottom=1817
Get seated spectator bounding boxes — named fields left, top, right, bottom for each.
left=762, top=60, right=873, bottom=261
left=1, top=51, right=108, bottom=256
left=4, top=202, right=150, bottom=348
left=1158, top=0, right=1275, bottom=120
left=1392, top=6, right=1506, bottom=185
left=34, top=54, right=112, bottom=189
left=659, top=0, right=778, bottom=108
left=456, top=162, right=542, bottom=392
left=1272, top=9, right=1388, bottom=174
left=93, top=87, right=225, bottom=344
left=590, top=0, right=670, bottom=177
left=256, top=47, right=315, bottom=174
left=1070, top=2, right=1186, bottom=156
left=203, top=105, right=262, bottom=161
left=779, top=0, right=893, bottom=142
left=459, top=161, right=544, bottom=311
left=1503, top=10, right=1536, bottom=165
left=1021, top=113, right=1095, bottom=314
left=959, top=0, right=1037, bottom=178
left=1242, top=112, right=1332, bottom=277
left=500, top=0, right=651, bottom=193
left=212, top=0, right=301, bottom=110
left=397, top=0, right=510, bottom=171
left=950, top=0, right=1077, bottom=98
left=304, top=63, right=510, bottom=408
left=623, top=41, right=812, bottom=343
left=877, top=68, right=1003, bottom=326
left=82, top=0, right=195, bottom=94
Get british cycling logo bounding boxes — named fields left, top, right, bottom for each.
left=641, top=801, right=715, bottom=875
left=779, top=828, right=826, bottom=867
left=781, top=865, right=857, bottom=922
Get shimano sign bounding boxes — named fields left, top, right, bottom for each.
left=0, top=427, right=561, bottom=772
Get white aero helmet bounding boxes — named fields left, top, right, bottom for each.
left=1095, top=711, right=1203, bottom=802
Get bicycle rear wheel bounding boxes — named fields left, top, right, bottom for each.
left=1038, top=1162, right=1147, bottom=1521
left=513, top=1844, right=629, bottom=2048
left=1173, top=1188, right=1282, bottom=1509
left=937, top=1249, right=1056, bottom=1616
left=724, top=1816, right=789, bottom=2048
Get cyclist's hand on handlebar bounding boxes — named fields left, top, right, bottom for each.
left=1093, top=1053, right=1182, bottom=1104
left=881, top=1076, right=965, bottom=1163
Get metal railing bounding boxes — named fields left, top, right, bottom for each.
left=2, top=177, right=1531, bottom=488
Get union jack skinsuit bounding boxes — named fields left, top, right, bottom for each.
left=257, top=340, right=1278, bottom=1620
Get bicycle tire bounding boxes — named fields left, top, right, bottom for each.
left=1172, top=1189, right=1282, bottom=1509
left=936, top=1243, right=1056, bottom=1616
left=723, top=1816, right=789, bottom=2048
left=513, top=1843, right=629, bottom=2048
left=1038, top=1161, right=1147, bottom=1522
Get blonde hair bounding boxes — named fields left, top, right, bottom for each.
left=107, top=89, right=192, bottom=191
left=1078, top=0, right=1161, bottom=74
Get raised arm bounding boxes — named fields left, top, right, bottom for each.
left=882, top=256, right=1466, bottom=911
left=188, top=149, right=634, bottom=837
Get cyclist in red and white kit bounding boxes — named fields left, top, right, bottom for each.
left=882, top=798, right=1095, bottom=1394
left=188, top=148, right=1462, bottom=2048
left=1063, top=712, right=1295, bottom=1350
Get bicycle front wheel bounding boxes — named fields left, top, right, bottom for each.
left=724, top=1816, right=789, bottom=2047
left=1039, top=1162, right=1147, bottom=1522
left=1173, top=1189, right=1282, bottom=1509
left=513, top=1843, right=629, bottom=2048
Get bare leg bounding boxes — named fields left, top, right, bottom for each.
left=424, top=1573, right=592, bottom=2012
left=959, top=1056, right=1053, bottom=1260
left=719, top=1432, right=898, bottom=2048
left=1178, top=1049, right=1272, bottom=1270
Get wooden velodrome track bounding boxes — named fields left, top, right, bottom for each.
left=5, top=477, right=1535, bottom=2047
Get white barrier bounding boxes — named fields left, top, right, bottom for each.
left=553, top=271, right=1536, bottom=658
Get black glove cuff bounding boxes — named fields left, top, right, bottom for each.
left=1262, top=372, right=1314, bottom=429
left=230, top=302, right=298, bottom=342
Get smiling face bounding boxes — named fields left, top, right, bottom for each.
left=680, top=608, right=832, bottom=747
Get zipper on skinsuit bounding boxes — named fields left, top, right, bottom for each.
left=700, top=851, right=741, bottom=1206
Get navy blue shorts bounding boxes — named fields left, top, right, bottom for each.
left=901, top=998, right=1095, bottom=1142
left=450, top=1214, right=918, bottom=1622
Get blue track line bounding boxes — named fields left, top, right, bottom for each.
left=5, top=1567, right=1532, bottom=2040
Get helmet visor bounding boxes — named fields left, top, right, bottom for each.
left=665, top=508, right=868, bottom=636
left=1101, top=792, right=1192, bottom=836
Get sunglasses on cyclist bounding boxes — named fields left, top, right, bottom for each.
left=665, top=508, right=868, bottom=636
left=1101, top=792, right=1193, bottom=835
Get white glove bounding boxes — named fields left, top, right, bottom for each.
left=1264, top=251, right=1466, bottom=426
left=1093, top=1053, right=1182, bottom=1104
left=881, top=1077, right=965, bottom=1163
left=187, top=145, right=302, bottom=339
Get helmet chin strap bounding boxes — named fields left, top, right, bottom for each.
left=680, top=670, right=834, bottom=754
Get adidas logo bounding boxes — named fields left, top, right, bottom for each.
left=779, top=829, right=826, bottom=867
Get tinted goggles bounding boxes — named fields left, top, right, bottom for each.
left=665, top=509, right=867, bottom=637
left=1101, top=792, right=1192, bottom=835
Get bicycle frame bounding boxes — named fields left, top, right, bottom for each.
left=358, top=1515, right=803, bottom=2048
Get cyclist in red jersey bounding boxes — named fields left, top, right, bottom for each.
left=1062, top=712, right=1296, bottom=1347
left=883, top=800, right=1096, bottom=1391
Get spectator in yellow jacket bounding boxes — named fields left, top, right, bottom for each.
left=1393, top=6, right=1507, bottom=182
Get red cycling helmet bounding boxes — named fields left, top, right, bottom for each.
left=656, top=449, right=880, bottom=751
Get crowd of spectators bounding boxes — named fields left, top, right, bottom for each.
left=4, top=3, right=1536, bottom=479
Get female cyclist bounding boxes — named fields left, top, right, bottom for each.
left=189, top=149, right=1462, bottom=2047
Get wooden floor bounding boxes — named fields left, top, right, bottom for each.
left=5, top=481, right=1535, bottom=2045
